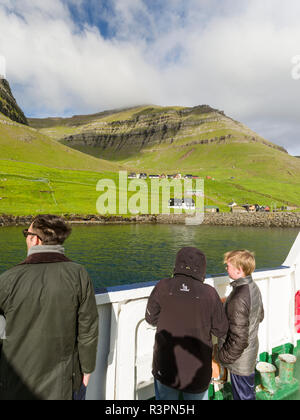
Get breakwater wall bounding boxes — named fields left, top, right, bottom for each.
left=157, top=212, right=300, bottom=227
left=201, top=212, right=300, bottom=227
left=1, top=212, right=300, bottom=228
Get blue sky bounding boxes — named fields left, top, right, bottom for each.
left=66, top=0, right=112, bottom=38
left=0, top=0, right=300, bottom=155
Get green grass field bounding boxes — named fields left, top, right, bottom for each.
left=0, top=161, right=202, bottom=216
left=1, top=107, right=300, bottom=216
left=0, top=160, right=106, bottom=215
left=0, top=155, right=299, bottom=216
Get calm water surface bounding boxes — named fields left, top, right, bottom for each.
left=0, top=224, right=298, bottom=290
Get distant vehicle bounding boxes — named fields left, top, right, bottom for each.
left=149, top=175, right=160, bottom=179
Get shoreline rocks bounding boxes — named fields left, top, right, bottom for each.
left=0, top=212, right=300, bottom=228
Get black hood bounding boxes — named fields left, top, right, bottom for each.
left=173, top=247, right=206, bottom=282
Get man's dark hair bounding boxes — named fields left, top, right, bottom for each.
left=31, top=215, right=72, bottom=245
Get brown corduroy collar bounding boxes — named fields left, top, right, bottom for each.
left=19, top=252, right=72, bottom=265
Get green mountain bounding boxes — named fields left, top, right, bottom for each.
left=29, top=104, right=287, bottom=161
left=0, top=84, right=299, bottom=216
left=29, top=105, right=300, bottom=210
left=0, top=109, right=123, bottom=172
left=0, top=79, right=130, bottom=216
left=0, top=79, right=28, bottom=125
left=0, top=110, right=127, bottom=215
left=0, top=78, right=125, bottom=172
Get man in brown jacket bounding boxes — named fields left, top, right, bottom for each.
left=145, top=247, right=228, bottom=400
left=0, top=215, right=98, bottom=400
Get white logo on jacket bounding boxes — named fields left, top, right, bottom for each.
left=180, top=283, right=190, bottom=292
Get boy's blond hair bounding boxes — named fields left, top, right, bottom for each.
left=224, top=249, right=256, bottom=276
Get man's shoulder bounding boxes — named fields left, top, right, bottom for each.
left=0, top=260, right=88, bottom=278
left=0, top=264, right=27, bottom=289
left=0, top=264, right=26, bottom=278
left=59, top=260, right=90, bottom=277
left=60, top=260, right=85, bottom=269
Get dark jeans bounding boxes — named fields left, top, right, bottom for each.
left=154, top=379, right=209, bottom=400
left=230, top=372, right=256, bottom=400
left=73, top=383, right=87, bottom=400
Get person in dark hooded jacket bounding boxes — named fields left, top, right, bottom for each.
left=145, top=247, right=228, bottom=400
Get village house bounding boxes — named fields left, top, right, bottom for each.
left=138, top=173, right=147, bottom=179
left=168, top=198, right=195, bottom=210
left=205, top=205, right=219, bottom=213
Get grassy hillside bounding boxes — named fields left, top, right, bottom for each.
left=0, top=112, right=122, bottom=172
left=1, top=104, right=299, bottom=216
left=28, top=105, right=146, bottom=130
left=0, top=160, right=121, bottom=215
left=0, top=160, right=176, bottom=216
left=0, top=110, right=128, bottom=216
left=117, top=141, right=300, bottom=209
left=29, top=105, right=287, bottom=161
left=1, top=145, right=299, bottom=216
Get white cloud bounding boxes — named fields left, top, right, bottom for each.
left=0, top=0, right=300, bottom=155
left=0, top=54, right=6, bottom=78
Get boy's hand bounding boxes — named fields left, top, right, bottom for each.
left=83, top=373, right=91, bottom=387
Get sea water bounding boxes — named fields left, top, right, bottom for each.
left=0, top=224, right=298, bottom=290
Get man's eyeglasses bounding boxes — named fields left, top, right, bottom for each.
left=23, top=229, right=42, bottom=241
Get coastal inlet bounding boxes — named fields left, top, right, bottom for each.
left=0, top=224, right=298, bottom=290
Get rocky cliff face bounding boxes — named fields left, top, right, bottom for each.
left=0, top=79, right=28, bottom=125
left=59, top=105, right=287, bottom=158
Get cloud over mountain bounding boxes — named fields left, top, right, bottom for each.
left=0, top=0, right=299, bottom=154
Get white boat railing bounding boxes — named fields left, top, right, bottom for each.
left=86, top=231, right=300, bottom=400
